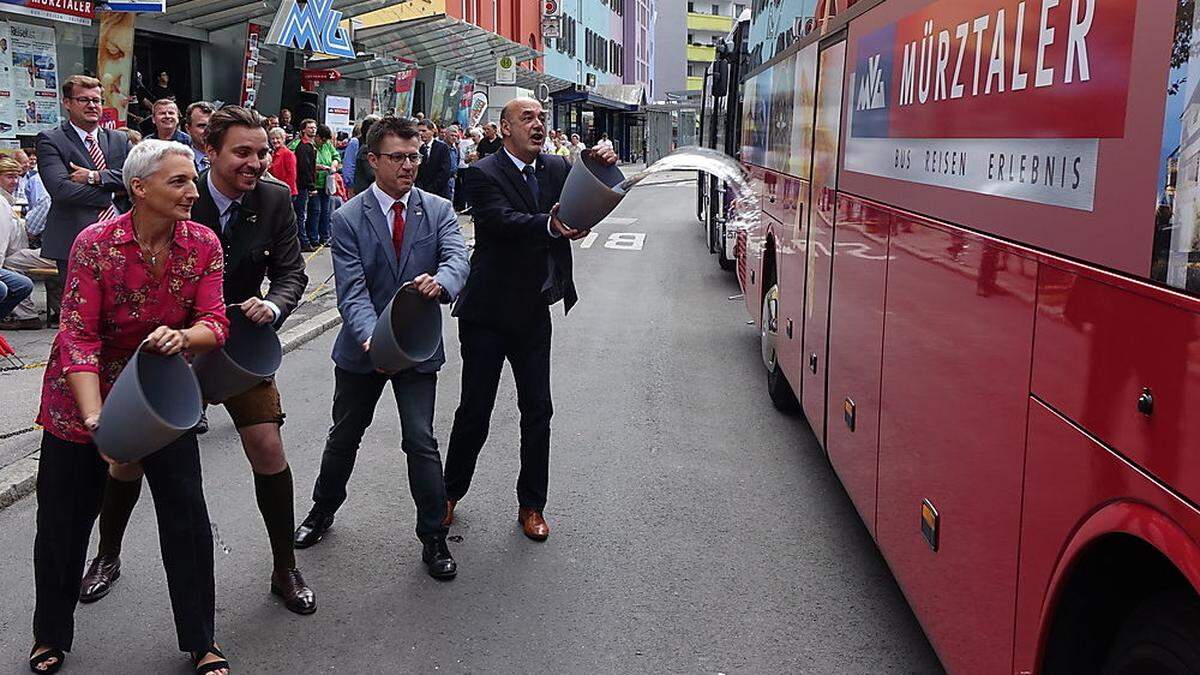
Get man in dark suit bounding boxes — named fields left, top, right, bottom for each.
left=77, top=107, right=317, bottom=616
left=293, top=117, right=469, bottom=579
left=36, top=74, right=130, bottom=295
left=442, top=97, right=617, bottom=541
left=415, top=118, right=453, bottom=200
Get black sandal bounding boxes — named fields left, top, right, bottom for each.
left=191, top=645, right=230, bottom=674
left=28, top=645, right=64, bottom=674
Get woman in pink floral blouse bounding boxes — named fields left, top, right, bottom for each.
left=29, top=140, right=233, bottom=675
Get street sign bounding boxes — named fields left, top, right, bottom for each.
left=541, top=15, right=560, bottom=39
left=542, top=1, right=558, bottom=14
left=102, top=0, right=166, bottom=11
left=496, top=55, right=516, bottom=85
left=265, top=0, right=355, bottom=59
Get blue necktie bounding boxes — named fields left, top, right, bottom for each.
left=523, top=164, right=540, bottom=208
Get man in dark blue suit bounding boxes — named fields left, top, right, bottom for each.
left=442, top=97, right=617, bottom=541
left=414, top=118, right=453, bottom=200
left=294, top=117, right=469, bottom=579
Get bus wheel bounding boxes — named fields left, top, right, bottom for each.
left=1102, top=590, right=1200, bottom=674
left=761, top=286, right=798, bottom=412
left=717, top=223, right=734, bottom=271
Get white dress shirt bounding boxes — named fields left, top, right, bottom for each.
left=371, top=182, right=412, bottom=237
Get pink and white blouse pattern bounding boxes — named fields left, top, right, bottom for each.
left=37, top=213, right=229, bottom=443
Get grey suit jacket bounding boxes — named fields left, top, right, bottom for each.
left=36, top=122, right=130, bottom=260
left=330, top=186, right=470, bottom=374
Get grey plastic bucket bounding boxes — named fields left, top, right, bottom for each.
left=370, top=283, right=443, bottom=374
left=94, top=341, right=203, bottom=462
left=556, top=153, right=628, bottom=232
left=193, top=306, right=283, bottom=402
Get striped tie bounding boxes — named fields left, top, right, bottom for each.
left=86, top=132, right=119, bottom=222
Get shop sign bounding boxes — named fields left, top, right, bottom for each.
left=0, top=0, right=94, bottom=25
left=844, top=0, right=1136, bottom=212
left=542, top=15, right=560, bottom=39
left=265, top=0, right=354, bottom=59
left=103, top=0, right=165, bottom=12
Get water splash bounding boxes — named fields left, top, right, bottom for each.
left=618, top=146, right=760, bottom=234
left=210, top=521, right=232, bottom=555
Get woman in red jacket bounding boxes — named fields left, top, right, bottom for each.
left=268, top=127, right=298, bottom=197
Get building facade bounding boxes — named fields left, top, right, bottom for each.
left=685, top=0, right=744, bottom=93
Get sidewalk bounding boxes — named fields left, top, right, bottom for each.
left=0, top=212, right=473, bottom=508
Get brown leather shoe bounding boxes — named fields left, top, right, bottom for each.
left=442, top=499, right=457, bottom=527
left=271, top=568, right=316, bottom=615
left=79, top=554, right=120, bottom=603
left=517, top=507, right=549, bottom=541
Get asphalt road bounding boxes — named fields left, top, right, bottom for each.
left=0, top=176, right=943, bottom=673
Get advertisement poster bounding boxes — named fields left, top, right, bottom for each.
left=97, top=11, right=134, bottom=127
left=430, top=67, right=473, bottom=127
left=0, top=22, right=14, bottom=138
left=240, top=23, right=262, bottom=108
left=0, top=0, right=93, bottom=26
left=324, top=94, right=351, bottom=135
left=844, top=0, right=1137, bottom=212
left=1153, top=0, right=1200, bottom=294
left=748, top=0, right=817, bottom=68
left=7, top=21, right=59, bottom=137
left=392, top=65, right=416, bottom=117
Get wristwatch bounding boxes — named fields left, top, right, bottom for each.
left=88, top=170, right=99, bottom=186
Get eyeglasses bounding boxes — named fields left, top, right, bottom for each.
left=375, top=152, right=423, bottom=166
left=70, top=96, right=102, bottom=106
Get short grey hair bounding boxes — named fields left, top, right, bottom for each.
left=269, top=126, right=286, bottom=140
left=122, top=139, right=195, bottom=194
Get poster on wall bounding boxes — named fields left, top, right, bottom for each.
left=843, top=0, right=1137, bottom=213
left=324, top=94, right=351, bottom=135
left=239, top=23, right=262, bottom=108
left=0, top=22, right=14, bottom=138
left=430, top=67, right=474, bottom=127
left=97, top=11, right=134, bottom=128
left=393, top=65, right=416, bottom=116
left=6, top=21, right=59, bottom=137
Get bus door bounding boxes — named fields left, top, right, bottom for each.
left=800, top=38, right=846, bottom=449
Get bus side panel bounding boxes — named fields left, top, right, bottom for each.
left=775, top=175, right=809, bottom=396
left=740, top=164, right=769, bottom=322
left=1015, top=399, right=1200, bottom=674
left=800, top=42, right=847, bottom=447
left=1031, top=266, right=1200, bottom=508
left=875, top=219, right=1036, bottom=675
left=824, top=194, right=892, bottom=535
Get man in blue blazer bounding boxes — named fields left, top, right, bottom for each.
left=294, top=117, right=469, bottom=580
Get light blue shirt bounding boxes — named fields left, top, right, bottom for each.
left=342, top=136, right=360, bottom=188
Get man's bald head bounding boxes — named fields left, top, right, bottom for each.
left=499, top=97, right=548, bottom=163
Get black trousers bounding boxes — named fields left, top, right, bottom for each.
left=33, top=431, right=214, bottom=653
left=444, top=309, right=553, bottom=510
left=311, top=367, right=448, bottom=542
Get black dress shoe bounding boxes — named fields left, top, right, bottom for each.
left=79, top=554, right=120, bottom=603
left=271, top=568, right=316, bottom=615
left=422, top=537, right=457, bottom=580
left=293, top=510, right=334, bottom=549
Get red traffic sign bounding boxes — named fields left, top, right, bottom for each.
left=542, top=0, right=558, bottom=14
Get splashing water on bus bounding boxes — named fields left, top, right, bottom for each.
left=619, top=146, right=760, bottom=233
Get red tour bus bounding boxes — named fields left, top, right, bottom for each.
left=707, top=0, right=1200, bottom=672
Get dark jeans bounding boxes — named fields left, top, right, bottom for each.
left=0, top=268, right=33, bottom=320
left=311, top=367, right=447, bottom=541
left=292, top=192, right=310, bottom=245
left=453, top=173, right=469, bottom=211
left=33, top=431, right=214, bottom=653
left=305, top=191, right=331, bottom=245
left=444, top=310, right=553, bottom=510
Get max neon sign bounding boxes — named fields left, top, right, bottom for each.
left=265, top=0, right=355, bottom=59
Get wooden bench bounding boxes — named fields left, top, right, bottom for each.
left=24, top=267, right=59, bottom=328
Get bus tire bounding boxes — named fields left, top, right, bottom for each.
left=761, top=286, right=798, bottom=412
left=1102, top=590, right=1200, bottom=674
left=717, top=224, right=734, bottom=270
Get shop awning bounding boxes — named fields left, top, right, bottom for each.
left=162, top=0, right=408, bottom=32
left=355, top=14, right=554, bottom=87
left=551, top=87, right=642, bottom=112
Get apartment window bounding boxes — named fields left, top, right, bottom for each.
left=687, top=32, right=694, bottom=44
left=687, top=2, right=694, bottom=11
left=735, top=3, right=745, bottom=15
left=712, top=4, right=719, bottom=15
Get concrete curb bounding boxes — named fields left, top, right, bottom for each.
left=0, top=309, right=343, bottom=511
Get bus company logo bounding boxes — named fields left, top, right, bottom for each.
left=849, top=0, right=1135, bottom=140
left=265, top=0, right=354, bottom=60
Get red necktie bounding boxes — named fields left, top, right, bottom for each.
left=391, top=200, right=406, bottom=261
left=86, top=132, right=119, bottom=221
